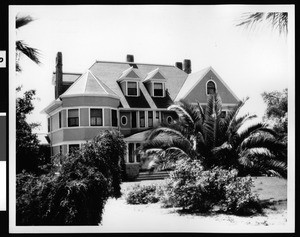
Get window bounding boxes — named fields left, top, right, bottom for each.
left=127, top=81, right=138, bottom=96
left=136, top=143, right=141, bottom=162
left=59, top=111, right=62, bottom=128
left=132, top=111, right=137, bottom=128
left=111, top=109, right=118, bottom=127
left=148, top=111, right=153, bottom=127
left=128, top=143, right=134, bottom=163
left=68, top=109, right=79, bottom=127
left=121, top=116, right=127, bottom=126
left=59, top=145, right=62, bottom=154
left=139, top=111, right=145, bottom=127
left=153, top=83, right=163, bottom=97
left=90, top=109, right=103, bottom=126
left=156, top=111, right=160, bottom=121
left=47, top=117, right=51, bottom=132
left=207, top=81, right=216, bottom=95
left=69, top=144, right=80, bottom=153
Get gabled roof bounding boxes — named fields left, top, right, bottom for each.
left=88, top=61, right=188, bottom=108
left=174, top=66, right=240, bottom=102
left=175, top=66, right=211, bottom=101
left=143, top=68, right=167, bottom=82
left=60, top=70, right=119, bottom=99
left=118, top=66, right=141, bottom=81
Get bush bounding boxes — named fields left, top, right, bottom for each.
left=125, top=163, right=140, bottom=181
left=159, top=158, right=261, bottom=215
left=16, top=130, right=126, bottom=225
left=126, top=184, right=160, bottom=204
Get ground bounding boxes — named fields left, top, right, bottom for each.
left=98, top=176, right=289, bottom=233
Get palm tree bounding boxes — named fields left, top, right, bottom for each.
left=16, top=15, right=41, bottom=72
left=141, top=94, right=287, bottom=177
left=236, top=12, right=288, bottom=36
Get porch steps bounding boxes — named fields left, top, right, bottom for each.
left=136, top=171, right=170, bottom=181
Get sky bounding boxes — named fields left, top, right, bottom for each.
left=10, top=5, right=294, bottom=135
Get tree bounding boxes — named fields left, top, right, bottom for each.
left=236, top=12, right=288, bottom=36
left=141, top=94, right=287, bottom=177
left=16, top=15, right=41, bottom=72
left=16, top=87, right=42, bottom=174
left=16, top=130, right=126, bottom=225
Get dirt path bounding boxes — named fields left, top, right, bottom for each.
left=98, top=177, right=289, bottom=233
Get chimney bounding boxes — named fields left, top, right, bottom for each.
left=183, top=59, right=191, bottom=74
left=126, top=54, right=134, bottom=63
left=175, top=62, right=183, bottom=70
left=55, top=52, right=63, bottom=99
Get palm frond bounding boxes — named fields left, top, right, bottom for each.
left=146, top=127, right=186, bottom=142
left=16, top=15, right=34, bottom=29
left=16, top=40, right=41, bottom=65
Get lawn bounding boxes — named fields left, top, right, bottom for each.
left=98, top=176, right=288, bottom=232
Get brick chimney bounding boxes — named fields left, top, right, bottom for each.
left=175, top=62, right=183, bottom=70
left=55, top=52, right=63, bottom=99
left=183, top=59, right=191, bottom=74
left=126, top=54, right=134, bottom=63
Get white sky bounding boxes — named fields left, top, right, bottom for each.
left=10, top=5, right=294, bottom=134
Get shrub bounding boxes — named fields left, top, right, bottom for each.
left=125, top=163, right=140, bottom=181
left=159, top=158, right=261, bottom=215
left=126, top=184, right=160, bottom=204
left=16, top=130, right=126, bottom=225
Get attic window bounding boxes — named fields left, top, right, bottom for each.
left=153, top=83, right=164, bottom=97
left=127, top=81, right=138, bottom=96
left=207, top=81, right=216, bottom=95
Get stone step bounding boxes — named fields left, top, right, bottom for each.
left=136, top=171, right=170, bottom=181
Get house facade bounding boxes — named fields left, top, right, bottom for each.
left=43, top=52, right=240, bottom=169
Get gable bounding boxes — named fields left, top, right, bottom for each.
left=183, top=69, right=239, bottom=104
left=126, top=70, right=140, bottom=79
left=152, top=71, right=165, bottom=80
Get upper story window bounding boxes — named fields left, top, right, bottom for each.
left=47, top=117, right=51, bottom=132
left=153, top=83, right=164, bottom=97
left=127, top=81, right=138, bottom=96
left=111, top=109, right=118, bottom=127
left=207, top=81, right=216, bottom=95
left=90, top=109, right=103, bottom=126
left=59, top=111, right=62, bottom=128
left=68, top=109, right=79, bottom=127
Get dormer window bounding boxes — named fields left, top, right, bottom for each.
left=144, top=68, right=167, bottom=98
left=127, top=81, right=138, bottom=96
left=153, top=83, right=164, bottom=97
left=207, top=80, right=216, bottom=95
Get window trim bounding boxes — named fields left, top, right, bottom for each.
left=67, top=143, right=80, bottom=153
left=166, top=115, right=173, bottom=124
left=152, top=82, right=165, bottom=97
left=121, top=115, right=128, bottom=126
left=126, top=81, right=139, bottom=97
left=206, top=80, right=217, bottom=95
left=67, top=108, right=80, bottom=127
left=89, top=108, right=104, bottom=127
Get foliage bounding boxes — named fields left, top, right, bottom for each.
left=125, top=184, right=160, bottom=204
left=124, top=163, right=140, bottom=181
left=236, top=12, right=288, bottom=35
left=262, top=88, right=287, bottom=139
left=16, top=130, right=126, bottom=225
left=16, top=87, right=44, bottom=174
left=159, top=159, right=261, bottom=215
left=141, top=94, right=287, bottom=177
left=16, top=15, right=41, bottom=72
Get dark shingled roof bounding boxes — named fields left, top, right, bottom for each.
left=124, top=90, right=150, bottom=108
left=152, top=93, right=173, bottom=108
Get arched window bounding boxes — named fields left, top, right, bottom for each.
left=207, top=81, right=216, bottom=95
